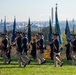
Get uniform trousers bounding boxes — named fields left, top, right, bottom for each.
left=16, top=51, right=27, bottom=67
left=36, top=50, right=45, bottom=64
left=1, top=50, right=9, bottom=64
left=71, top=51, right=76, bottom=65
left=54, top=52, right=62, bottom=67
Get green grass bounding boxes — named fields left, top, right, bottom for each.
left=0, top=58, right=76, bottom=75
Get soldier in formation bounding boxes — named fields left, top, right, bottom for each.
left=15, top=32, right=31, bottom=67
left=53, top=33, right=63, bottom=67
left=36, top=33, right=46, bottom=64
left=0, top=33, right=11, bottom=64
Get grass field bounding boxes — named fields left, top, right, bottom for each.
left=0, top=58, right=76, bottom=75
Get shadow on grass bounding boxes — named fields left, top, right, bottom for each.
left=0, top=62, right=18, bottom=65
left=0, top=66, right=19, bottom=68
left=62, top=59, right=72, bottom=65
left=0, top=58, right=73, bottom=68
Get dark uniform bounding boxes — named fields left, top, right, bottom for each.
left=23, top=35, right=28, bottom=55
left=31, top=39, right=36, bottom=59
left=16, top=35, right=23, bottom=53
left=65, top=41, right=71, bottom=60
left=53, top=33, right=63, bottom=67
left=39, top=37, right=44, bottom=53
left=49, top=39, right=54, bottom=60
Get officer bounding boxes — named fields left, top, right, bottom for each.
left=71, top=34, right=76, bottom=65
left=53, top=33, right=63, bottom=67
left=36, top=33, right=46, bottom=64
left=15, top=31, right=27, bottom=67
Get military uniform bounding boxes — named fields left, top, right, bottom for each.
left=22, top=33, right=31, bottom=64
left=0, top=34, right=10, bottom=64
left=16, top=32, right=27, bottom=67
left=53, top=33, right=63, bottom=67
left=36, top=33, right=46, bottom=64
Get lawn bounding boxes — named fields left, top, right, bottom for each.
left=0, top=58, right=76, bottom=75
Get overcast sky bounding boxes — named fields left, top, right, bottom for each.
left=0, top=0, right=76, bottom=21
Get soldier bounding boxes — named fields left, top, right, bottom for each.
left=22, top=32, right=31, bottom=64
left=15, top=32, right=27, bottom=67
left=53, top=33, right=63, bottom=67
left=71, top=34, right=76, bottom=65
left=36, top=33, right=46, bottom=64
left=0, top=33, right=10, bottom=64
left=5, top=34, right=11, bottom=64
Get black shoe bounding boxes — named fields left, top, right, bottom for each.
left=43, top=60, right=46, bottom=63
left=28, top=60, right=31, bottom=64
left=8, top=60, right=11, bottom=64
left=24, top=63, right=26, bottom=67
left=60, top=62, right=63, bottom=67
left=41, top=61, right=44, bottom=64
left=41, top=60, right=46, bottom=64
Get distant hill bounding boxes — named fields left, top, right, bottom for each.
left=0, top=20, right=75, bottom=33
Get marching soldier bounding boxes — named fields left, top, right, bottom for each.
left=15, top=32, right=27, bottom=67
left=53, top=33, right=63, bottom=67
left=0, top=33, right=10, bottom=64
left=5, top=34, right=11, bottom=64
left=71, top=34, right=76, bottom=65
left=36, top=33, right=46, bottom=64
left=22, top=32, right=31, bottom=64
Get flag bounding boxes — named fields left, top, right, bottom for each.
left=3, top=16, right=7, bottom=34
left=49, top=17, right=52, bottom=42
left=55, top=4, right=62, bottom=44
left=65, top=20, right=71, bottom=41
left=28, top=18, right=31, bottom=43
left=11, top=17, right=16, bottom=42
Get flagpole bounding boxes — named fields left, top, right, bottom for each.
left=4, top=16, right=6, bottom=34
left=55, top=3, right=62, bottom=44
left=51, top=7, right=53, bottom=26
left=72, top=19, right=75, bottom=34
